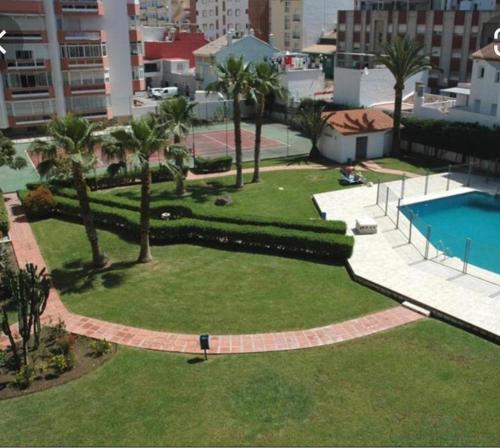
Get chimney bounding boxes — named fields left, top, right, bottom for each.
left=269, top=33, right=275, bottom=48
left=414, top=82, right=424, bottom=109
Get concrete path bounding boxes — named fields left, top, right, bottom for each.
left=0, top=193, right=423, bottom=355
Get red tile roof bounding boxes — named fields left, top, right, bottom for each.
left=145, top=32, right=208, bottom=67
left=472, top=42, right=500, bottom=62
left=323, top=109, right=394, bottom=136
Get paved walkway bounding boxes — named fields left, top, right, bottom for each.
left=0, top=193, right=423, bottom=355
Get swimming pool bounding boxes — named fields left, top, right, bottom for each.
left=401, top=192, right=500, bottom=274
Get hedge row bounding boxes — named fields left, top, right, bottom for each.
left=0, top=190, right=8, bottom=236
left=54, top=188, right=347, bottom=235
left=192, top=156, right=233, bottom=174
left=51, top=194, right=354, bottom=262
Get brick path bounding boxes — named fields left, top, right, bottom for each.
left=0, top=193, right=423, bottom=355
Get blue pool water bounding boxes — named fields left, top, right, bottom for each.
left=401, top=192, right=500, bottom=274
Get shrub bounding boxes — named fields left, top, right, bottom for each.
left=23, top=186, right=56, bottom=219
left=90, top=339, right=112, bottom=357
left=0, top=349, right=6, bottom=367
left=54, top=334, right=76, bottom=355
left=192, top=156, right=233, bottom=174
left=13, top=365, right=36, bottom=390
left=0, top=190, right=8, bottom=237
left=51, top=352, right=75, bottom=374
left=46, top=319, right=67, bottom=341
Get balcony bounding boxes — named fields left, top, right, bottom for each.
left=1, top=59, right=49, bottom=71
left=131, top=54, right=144, bottom=67
left=56, top=0, right=104, bottom=15
left=5, top=86, right=54, bottom=100
left=65, top=82, right=111, bottom=95
left=1, top=31, right=48, bottom=43
left=129, top=29, right=143, bottom=42
left=59, top=30, right=107, bottom=43
left=61, top=56, right=109, bottom=70
left=0, top=0, right=44, bottom=15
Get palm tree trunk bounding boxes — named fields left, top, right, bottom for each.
left=392, top=85, right=403, bottom=155
left=233, top=94, right=244, bottom=189
left=72, top=161, right=108, bottom=268
left=252, top=99, right=265, bottom=183
left=138, top=161, right=153, bottom=263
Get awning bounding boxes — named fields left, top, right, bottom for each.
left=439, top=87, right=471, bottom=96
left=302, top=44, right=336, bottom=55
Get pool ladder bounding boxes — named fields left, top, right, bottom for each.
left=436, top=240, right=453, bottom=260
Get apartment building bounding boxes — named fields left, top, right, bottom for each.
left=269, top=0, right=355, bottom=53
left=139, top=0, right=189, bottom=26
left=0, top=0, right=145, bottom=130
left=355, top=0, right=500, bottom=9
left=336, top=9, right=500, bottom=88
left=189, top=0, right=249, bottom=41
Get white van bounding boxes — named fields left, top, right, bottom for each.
left=151, top=87, right=179, bottom=100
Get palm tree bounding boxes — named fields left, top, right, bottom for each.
left=297, top=101, right=333, bottom=159
left=248, top=62, right=287, bottom=183
left=159, top=96, right=196, bottom=144
left=165, top=144, right=190, bottom=196
left=112, top=115, right=169, bottom=263
left=376, top=36, right=431, bottom=155
left=30, top=115, right=108, bottom=268
left=101, top=136, right=128, bottom=175
left=0, top=131, right=27, bottom=170
left=207, top=56, right=252, bottom=189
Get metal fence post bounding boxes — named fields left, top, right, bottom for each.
left=401, top=174, right=406, bottom=200
left=463, top=238, right=472, bottom=274
left=376, top=179, right=381, bottom=205
left=466, top=160, right=473, bottom=187
left=408, top=212, right=414, bottom=244
left=446, top=164, right=451, bottom=191
left=384, top=187, right=389, bottom=216
left=424, top=225, right=432, bottom=260
left=424, top=170, right=430, bottom=195
left=396, top=198, right=401, bottom=229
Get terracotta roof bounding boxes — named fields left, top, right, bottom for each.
left=323, top=109, right=394, bottom=136
left=302, top=44, right=337, bottom=54
left=472, top=42, right=500, bottom=62
left=193, top=35, right=229, bottom=57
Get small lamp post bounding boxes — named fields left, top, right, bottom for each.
left=199, top=334, right=210, bottom=360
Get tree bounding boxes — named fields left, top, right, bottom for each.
left=165, top=144, right=190, bottom=197
left=207, top=56, right=252, bottom=188
left=297, top=101, right=333, bottom=159
left=248, top=62, right=288, bottom=183
left=30, top=115, right=109, bottom=268
left=101, top=136, right=129, bottom=175
left=112, top=115, right=169, bottom=263
left=0, top=131, right=27, bottom=170
left=159, top=96, right=196, bottom=144
left=0, top=263, right=50, bottom=368
left=376, top=36, right=432, bottom=155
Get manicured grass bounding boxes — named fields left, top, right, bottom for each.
left=31, top=219, right=391, bottom=334
left=1, top=320, right=500, bottom=446
left=374, top=155, right=450, bottom=176
left=105, top=168, right=398, bottom=221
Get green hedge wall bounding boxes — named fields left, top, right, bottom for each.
left=192, top=156, right=233, bottom=174
left=50, top=194, right=354, bottom=262
left=54, top=188, right=347, bottom=235
left=0, top=190, right=8, bottom=236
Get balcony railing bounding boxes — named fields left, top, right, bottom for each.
left=60, top=30, right=106, bottom=42
left=2, top=59, right=48, bottom=70
left=0, top=0, right=44, bottom=15
left=2, top=32, right=47, bottom=43
left=8, top=86, right=52, bottom=99
left=59, top=0, right=103, bottom=14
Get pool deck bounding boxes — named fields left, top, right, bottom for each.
left=314, top=173, right=500, bottom=340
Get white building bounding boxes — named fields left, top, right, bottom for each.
left=269, top=0, right=355, bottom=52
left=413, top=42, right=500, bottom=127
left=0, top=0, right=145, bottom=130
left=318, top=109, right=394, bottom=163
left=334, top=53, right=428, bottom=108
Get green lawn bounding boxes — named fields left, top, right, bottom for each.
left=105, top=168, right=398, bottom=221
left=2, top=320, right=500, bottom=446
left=32, top=219, right=391, bottom=334
left=373, top=155, right=450, bottom=176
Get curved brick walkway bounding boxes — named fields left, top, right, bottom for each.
left=0, top=193, right=423, bottom=355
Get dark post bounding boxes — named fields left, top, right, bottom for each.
left=199, top=334, right=210, bottom=360
left=425, top=225, right=432, bottom=260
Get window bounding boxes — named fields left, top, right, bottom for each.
left=490, top=103, right=497, bottom=116
left=478, top=66, right=485, bottom=79
left=495, top=71, right=500, bottom=83
left=15, top=50, right=33, bottom=60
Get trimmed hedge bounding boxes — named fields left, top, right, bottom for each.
left=0, top=190, right=8, bottom=237
left=54, top=188, right=347, bottom=235
left=192, top=156, right=233, bottom=174
left=51, top=194, right=353, bottom=262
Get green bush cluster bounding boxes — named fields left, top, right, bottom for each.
left=401, top=116, right=500, bottom=162
left=0, top=190, right=8, bottom=237
left=54, top=188, right=348, bottom=235
left=192, top=156, right=233, bottom=174
left=51, top=194, right=354, bottom=262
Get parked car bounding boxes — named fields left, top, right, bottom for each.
left=151, top=87, right=179, bottom=100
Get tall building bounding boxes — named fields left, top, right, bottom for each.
left=269, top=0, right=355, bottom=52
left=355, top=0, right=500, bottom=10
left=139, top=0, right=189, bottom=26
left=0, top=0, right=145, bottom=131
left=336, top=9, right=500, bottom=88
left=189, top=0, right=250, bottom=41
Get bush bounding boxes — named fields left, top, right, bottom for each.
left=192, top=156, right=233, bottom=174
left=51, top=352, right=75, bottom=374
left=23, top=186, right=56, bottom=219
left=0, top=190, right=8, bottom=237
left=54, top=334, right=76, bottom=356
left=90, top=339, right=112, bottom=357
left=52, top=194, right=354, bottom=262
left=13, top=365, right=36, bottom=390
left=46, top=319, right=67, bottom=341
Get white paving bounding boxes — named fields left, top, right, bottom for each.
left=314, top=173, right=500, bottom=338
